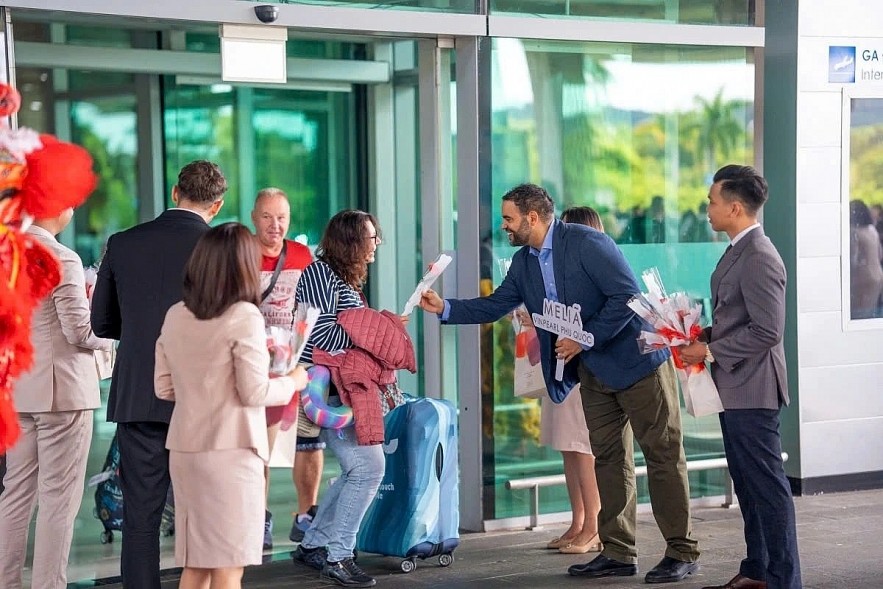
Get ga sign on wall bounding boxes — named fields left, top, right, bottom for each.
left=829, top=45, right=883, bottom=83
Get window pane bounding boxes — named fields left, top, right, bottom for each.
left=491, top=0, right=755, bottom=25
left=847, top=97, right=883, bottom=321
left=488, top=38, right=754, bottom=518
left=237, top=0, right=477, bottom=13
left=70, top=97, right=140, bottom=265
left=162, top=80, right=357, bottom=246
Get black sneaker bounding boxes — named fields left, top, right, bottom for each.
left=289, top=504, right=318, bottom=543
left=263, top=510, right=273, bottom=551
left=321, top=558, right=376, bottom=588
left=292, top=544, right=328, bottom=571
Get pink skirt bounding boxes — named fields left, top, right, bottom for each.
left=540, top=385, right=592, bottom=454
left=169, top=447, right=264, bottom=568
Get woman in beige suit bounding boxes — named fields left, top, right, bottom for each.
left=0, top=207, right=114, bottom=589
left=154, top=222, right=307, bottom=589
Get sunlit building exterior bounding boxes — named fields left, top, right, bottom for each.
left=0, top=0, right=881, bottom=583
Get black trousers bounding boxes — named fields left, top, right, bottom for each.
left=117, top=422, right=171, bottom=589
left=719, top=409, right=802, bottom=589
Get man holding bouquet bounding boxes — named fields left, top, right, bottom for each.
left=419, top=183, right=700, bottom=583
left=250, top=187, right=316, bottom=550
left=681, top=165, right=801, bottom=589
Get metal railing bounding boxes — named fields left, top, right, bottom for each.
left=506, top=453, right=788, bottom=530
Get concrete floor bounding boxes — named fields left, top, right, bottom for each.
left=75, top=487, right=883, bottom=588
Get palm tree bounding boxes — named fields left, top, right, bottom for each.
left=686, top=89, right=745, bottom=174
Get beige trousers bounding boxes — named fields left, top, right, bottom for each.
left=0, top=410, right=94, bottom=589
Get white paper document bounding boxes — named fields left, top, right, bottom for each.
left=402, top=253, right=453, bottom=316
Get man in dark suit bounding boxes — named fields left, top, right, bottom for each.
left=91, top=161, right=227, bottom=589
left=420, top=183, right=700, bottom=583
left=681, top=165, right=801, bottom=589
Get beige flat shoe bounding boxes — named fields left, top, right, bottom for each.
left=547, top=536, right=574, bottom=550
left=558, top=533, right=603, bottom=554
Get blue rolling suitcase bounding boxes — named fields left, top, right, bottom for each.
left=356, top=397, right=460, bottom=573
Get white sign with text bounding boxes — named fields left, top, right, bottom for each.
left=531, top=299, right=594, bottom=380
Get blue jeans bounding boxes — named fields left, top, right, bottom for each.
left=302, top=425, right=385, bottom=562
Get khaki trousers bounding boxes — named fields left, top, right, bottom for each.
left=0, top=410, right=93, bottom=589
left=579, top=360, right=700, bottom=564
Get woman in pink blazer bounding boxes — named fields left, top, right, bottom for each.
left=154, top=223, right=307, bottom=589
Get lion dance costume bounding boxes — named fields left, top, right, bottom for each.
left=0, top=83, right=97, bottom=453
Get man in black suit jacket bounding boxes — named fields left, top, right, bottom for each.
left=91, top=161, right=227, bottom=589
left=681, top=165, right=801, bottom=589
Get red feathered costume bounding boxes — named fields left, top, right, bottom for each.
left=0, top=83, right=98, bottom=453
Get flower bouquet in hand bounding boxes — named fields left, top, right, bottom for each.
left=266, top=304, right=320, bottom=431
left=627, top=268, right=723, bottom=417
left=84, top=262, right=115, bottom=380
left=84, top=264, right=98, bottom=304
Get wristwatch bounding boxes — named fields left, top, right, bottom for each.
left=704, top=343, right=715, bottom=364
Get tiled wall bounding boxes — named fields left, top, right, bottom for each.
left=794, top=2, right=883, bottom=479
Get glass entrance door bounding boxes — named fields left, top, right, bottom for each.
left=7, top=16, right=437, bottom=583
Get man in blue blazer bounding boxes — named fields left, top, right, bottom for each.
left=681, top=165, right=801, bottom=589
left=420, top=183, right=700, bottom=583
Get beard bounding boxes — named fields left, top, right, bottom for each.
left=507, top=219, right=531, bottom=246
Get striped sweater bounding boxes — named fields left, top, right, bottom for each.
left=294, top=260, right=365, bottom=364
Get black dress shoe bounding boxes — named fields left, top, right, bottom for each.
left=644, top=556, right=699, bottom=584
left=567, top=554, right=638, bottom=577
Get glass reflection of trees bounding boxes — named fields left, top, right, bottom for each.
left=487, top=41, right=751, bottom=518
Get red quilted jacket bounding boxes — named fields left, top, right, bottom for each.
left=312, top=307, right=416, bottom=445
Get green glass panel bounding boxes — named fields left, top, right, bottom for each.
left=487, top=38, right=754, bottom=519
left=238, top=0, right=477, bottom=13
left=162, top=79, right=356, bottom=248
left=66, top=25, right=134, bottom=47
left=491, top=0, right=755, bottom=25
left=69, top=97, right=140, bottom=266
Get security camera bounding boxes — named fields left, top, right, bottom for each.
left=254, top=5, right=279, bottom=23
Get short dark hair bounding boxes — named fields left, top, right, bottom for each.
left=183, top=222, right=261, bottom=320
left=561, top=206, right=604, bottom=232
left=176, top=160, right=228, bottom=206
left=850, top=200, right=874, bottom=227
left=317, top=209, right=381, bottom=288
left=712, top=164, right=768, bottom=214
left=502, top=183, right=555, bottom=221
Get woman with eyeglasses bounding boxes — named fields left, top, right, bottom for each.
left=292, top=209, right=413, bottom=588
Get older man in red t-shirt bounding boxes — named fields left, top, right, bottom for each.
left=251, top=187, right=317, bottom=551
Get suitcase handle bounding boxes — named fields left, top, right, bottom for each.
left=434, top=442, right=444, bottom=481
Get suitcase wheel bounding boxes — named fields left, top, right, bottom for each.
left=438, top=552, right=454, bottom=567
left=100, top=530, right=114, bottom=544
left=400, top=558, right=417, bottom=573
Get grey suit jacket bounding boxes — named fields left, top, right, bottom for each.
left=707, top=227, right=789, bottom=410
left=14, top=226, right=113, bottom=413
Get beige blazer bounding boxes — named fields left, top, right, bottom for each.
left=14, top=226, right=113, bottom=413
left=155, top=301, right=296, bottom=461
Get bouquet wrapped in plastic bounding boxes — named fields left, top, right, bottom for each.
left=84, top=263, right=115, bottom=380
left=266, top=304, right=320, bottom=431
left=627, top=268, right=723, bottom=417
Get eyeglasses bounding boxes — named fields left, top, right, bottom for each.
left=367, top=234, right=381, bottom=245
